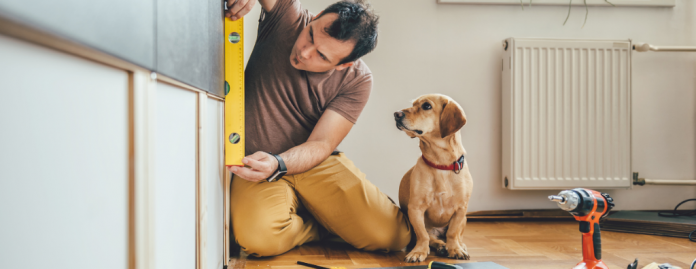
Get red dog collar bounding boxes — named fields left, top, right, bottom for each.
left=422, top=155, right=466, bottom=174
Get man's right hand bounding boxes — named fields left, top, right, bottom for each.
left=225, top=0, right=277, bottom=20
left=225, top=0, right=257, bottom=21
left=228, top=151, right=279, bottom=182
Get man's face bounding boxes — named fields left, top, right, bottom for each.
left=290, top=13, right=356, bottom=73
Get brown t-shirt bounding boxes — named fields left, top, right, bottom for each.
left=244, top=0, right=372, bottom=155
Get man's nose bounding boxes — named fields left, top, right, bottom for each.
left=394, top=111, right=404, bottom=120
left=300, top=46, right=313, bottom=60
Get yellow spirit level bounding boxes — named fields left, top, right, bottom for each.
left=224, top=16, right=244, bottom=167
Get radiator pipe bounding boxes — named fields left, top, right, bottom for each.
left=633, top=43, right=696, bottom=52
left=633, top=172, right=696, bottom=186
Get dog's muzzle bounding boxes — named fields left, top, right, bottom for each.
left=394, top=111, right=406, bottom=130
left=394, top=111, right=423, bottom=135
left=394, top=111, right=405, bottom=120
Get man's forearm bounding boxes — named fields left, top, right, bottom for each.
left=278, top=140, right=333, bottom=175
left=232, top=110, right=352, bottom=181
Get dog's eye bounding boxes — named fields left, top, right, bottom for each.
left=421, top=102, right=432, bottom=110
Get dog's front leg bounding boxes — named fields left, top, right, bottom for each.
left=445, top=207, right=470, bottom=260
left=404, top=207, right=430, bottom=262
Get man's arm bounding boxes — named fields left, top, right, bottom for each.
left=228, top=109, right=354, bottom=182
left=225, top=0, right=277, bottom=20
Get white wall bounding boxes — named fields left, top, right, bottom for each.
left=245, top=0, right=696, bottom=211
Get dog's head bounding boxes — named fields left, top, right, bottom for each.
left=394, top=94, right=466, bottom=139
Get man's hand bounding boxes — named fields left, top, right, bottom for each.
left=227, top=151, right=279, bottom=182
left=225, top=0, right=256, bottom=21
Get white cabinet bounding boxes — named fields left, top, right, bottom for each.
left=153, top=83, right=198, bottom=269
left=0, top=34, right=129, bottom=269
left=0, top=34, right=228, bottom=269
left=205, top=99, right=225, bottom=269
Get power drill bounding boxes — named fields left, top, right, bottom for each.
left=549, top=188, right=615, bottom=269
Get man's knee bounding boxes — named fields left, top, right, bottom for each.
left=230, top=177, right=299, bottom=256
left=234, top=225, right=292, bottom=257
left=231, top=208, right=297, bottom=257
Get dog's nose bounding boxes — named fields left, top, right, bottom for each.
left=394, top=111, right=404, bottom=120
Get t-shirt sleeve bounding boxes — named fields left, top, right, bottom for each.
left=326, top=74, right=373, bottom=124
left=257, top=0, right=308, bottom=41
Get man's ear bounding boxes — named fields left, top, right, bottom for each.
left=335, top=62, right=354, bottom=71
left=312, top=10, right=324, bottom=21
left=439, top=99, right=466, bottom=138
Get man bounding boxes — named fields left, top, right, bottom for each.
left=225, top=0, right=411, bottom=257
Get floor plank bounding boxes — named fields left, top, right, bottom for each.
left=229, top=221, right=696, bottom=269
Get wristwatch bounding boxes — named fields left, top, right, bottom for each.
left=266, top=152, right=287, bottom=182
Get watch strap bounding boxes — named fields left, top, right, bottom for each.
left=266, top=152, right=287, bottom=182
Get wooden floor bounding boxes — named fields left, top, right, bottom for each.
left=228, top=220, right=696, bottom=269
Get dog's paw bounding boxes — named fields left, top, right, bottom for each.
left=404, top=249, right=429, bottom=263
left=431, top=241, right=447, bottom=257
left=446, top=246, right=470, bottom=260
left=435, top=246, right=448, bottom=257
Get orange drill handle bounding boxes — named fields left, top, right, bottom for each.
left=574, top=189, right=609, bottom=269
left=579, top=219, right=602, bottom=262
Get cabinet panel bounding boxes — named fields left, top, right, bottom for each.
left=0, top=0, right=154, bottom=68
left=0, top=34, right=129, bottom=269
left=157, top=0, right=215, bottom=92
left=205, top=98, right=225, bottom=269
left=208, top=0, right=225, bottom=96
left=154, top=82, right=198, bottom=269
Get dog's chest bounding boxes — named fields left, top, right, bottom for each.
left=423, top=173, right=464, bottom=227
left=425, top=194, right=456, bottom=227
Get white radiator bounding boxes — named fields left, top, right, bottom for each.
left=502, top=38, right=633, bottom=190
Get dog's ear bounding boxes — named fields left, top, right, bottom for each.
left=439, top=100, right=466, bottom=138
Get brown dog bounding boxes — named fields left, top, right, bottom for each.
left=394, top=94, right=473, bottom=262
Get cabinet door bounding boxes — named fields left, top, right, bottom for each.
left=153, top=82, right=198, bottom=269
left=0, top=34, right=129, bottom=269
left=205, top=98, right=225, bottom=269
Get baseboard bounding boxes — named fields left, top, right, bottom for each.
left=467, top=209, right=573, bottom=220
left=466, top=209, right=696, bottom=221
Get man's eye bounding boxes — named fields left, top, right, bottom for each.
left=422, top=102, right=432, bottom=110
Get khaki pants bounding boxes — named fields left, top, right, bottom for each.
left=230, top=153, right=412, bottom=257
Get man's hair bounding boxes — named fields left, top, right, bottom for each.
left=317, top=0, right=379, bottom=65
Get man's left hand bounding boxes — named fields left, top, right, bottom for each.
left=227, top=151, right=279, bottom=182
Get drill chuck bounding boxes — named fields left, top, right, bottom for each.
left=548, top=195, right=566, bottom=203
left=548, top=190, right=581, bottom=212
